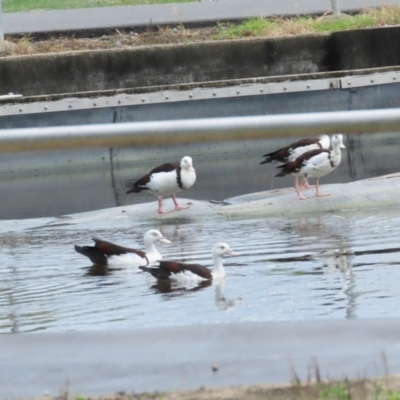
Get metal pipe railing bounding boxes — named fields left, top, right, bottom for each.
left=0, top=108, right=400, bottom=153
left=331, top=0, right=341, bottom=16
left=0, top=0, right=4, bottom=41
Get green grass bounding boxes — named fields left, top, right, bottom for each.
left=5, top=0, right=400, bottom=43
left=319, top=382, right=352, bottom=400
left=375, top=389, right=400, bottom=400
left=37, top=383, right=400, bottom=400
left=215, top=18, right=276, bottom=39
left=3, top=0, right=198, bottom=13
left=317, top=383, right=400, bottom=400
left=213, top=6, right=400, bottom=40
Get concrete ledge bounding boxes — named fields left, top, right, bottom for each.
left=28, top=173, right=400, bottom=230
left=2, top=26, right=400, bottom=97
left=218, top=173, right=400, bottom=218
left=1, top=173, right=397, bottom=232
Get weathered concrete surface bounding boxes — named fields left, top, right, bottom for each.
left=219, top=173, right=400, bottom=218
left=1, top=35, right=331, bottom=97
left=330, top=27, right=400, bottom=70
left=4, top=0, right=400, bottom=35
left=0, top=40, right=16, bottom=54
left=2, top=26, right=400, bottom=97
left=50, top=197, right=219, bottom=227
left=31, top=173, right=400, bottom=228
left=1, top=319, right=400, bottom=397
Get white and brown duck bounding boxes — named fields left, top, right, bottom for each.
left=260, top=134, right=330, bottom=189
left=74, top=229, right=171, bottom=267
left=126, top=156, right=196, bottom=214
left=275, top=133, right=346, bottom=200
left=140, top=242, right=239, bottom=284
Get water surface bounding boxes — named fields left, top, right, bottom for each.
left=1, top=208, right=400, bottom=333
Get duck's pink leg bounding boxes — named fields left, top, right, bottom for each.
left=172, top=194, right=190, bottom=211
left=296, top=178, right=308, bottom=200
left=315, top=178, right=330, bottom=197
left=294, top=176, right=313, bottom=190
left=303, top=178, right=315, bottom=189
left=157, top=195, right=173, bottom=214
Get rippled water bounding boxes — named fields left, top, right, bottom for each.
left=1, top=208, right=400, bottom=333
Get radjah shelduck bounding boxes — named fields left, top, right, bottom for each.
left=74, top=229, right=171, bottom=267
left=260, top=134, right=330, bottom=189
left=140, top=242, right=239, bottom=284
left=126, top=156, right=196, bottom=214
left=275, top=134, right=345, bottom=200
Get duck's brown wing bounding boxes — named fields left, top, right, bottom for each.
left=275, top=149, right=329, bottom=176
left=127, top=162, right=180, bottom=193
left=261, top=138, right=321, bottom=164
left=140, top=260, right=213, bottom=281
left=160, top=260, right=213, bottom=280
left=92, top=238, right=147, bottom=259
left=148, top=162, right=180, bottom=175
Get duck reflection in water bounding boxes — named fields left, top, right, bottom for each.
left=319, top=248, right=355, bottom=272
left=148, top=279, right=241, bottom=311
left=149, top=278, right=212, bottom=297
left=85, top=263, right=110, bottom=276
left=214, top=281, right=242, bottom=311
left=85, top=263, right=130, bottom=277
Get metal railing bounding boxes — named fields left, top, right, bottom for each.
left=331, top=0, right=341, bottom=15
left=0, top=0, right=4, bottom=41
left=0, top=108, right=399, bottom=153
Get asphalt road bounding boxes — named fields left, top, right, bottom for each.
left=4, top=0, right=400, bottom=35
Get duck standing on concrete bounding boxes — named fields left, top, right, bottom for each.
left=274, top=134, right=346, bottom=200
left=140, top=242, right=239, bottom=284
left=74, top=229, right=171, bottom=267
left=126, top=156, right=196, bottom=214
left=260, top=134, right=330, bottom=189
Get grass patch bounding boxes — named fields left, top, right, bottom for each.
left=4, top=5, right=400, bottom=57
left=213, top=6, right=400, bottom=40
left=3, top=0, right=199, bottom=13
left=34, top=377, right=400, bottom=400
left=319, top=382, right=352, bottom=400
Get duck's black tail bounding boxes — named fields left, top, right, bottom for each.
left=74, top=245, right=108, bottom=265
left=126, top=186, right=143, bottom=194
left=274, top=163, right=291, bottom=177
left=259, top=155, right=273, bottom=165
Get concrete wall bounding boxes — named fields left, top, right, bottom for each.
left=2, top=26, right=400, bottom=97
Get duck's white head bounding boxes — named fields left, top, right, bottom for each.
left=212, top=242, right=240, bottom=258
left=318, top=134, right=331, bottom=149
left=332, top=134, right=346, bottom=149
left=143, top=230, right=171, bottom=245
left=181, top=156, right=195, bottom=172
